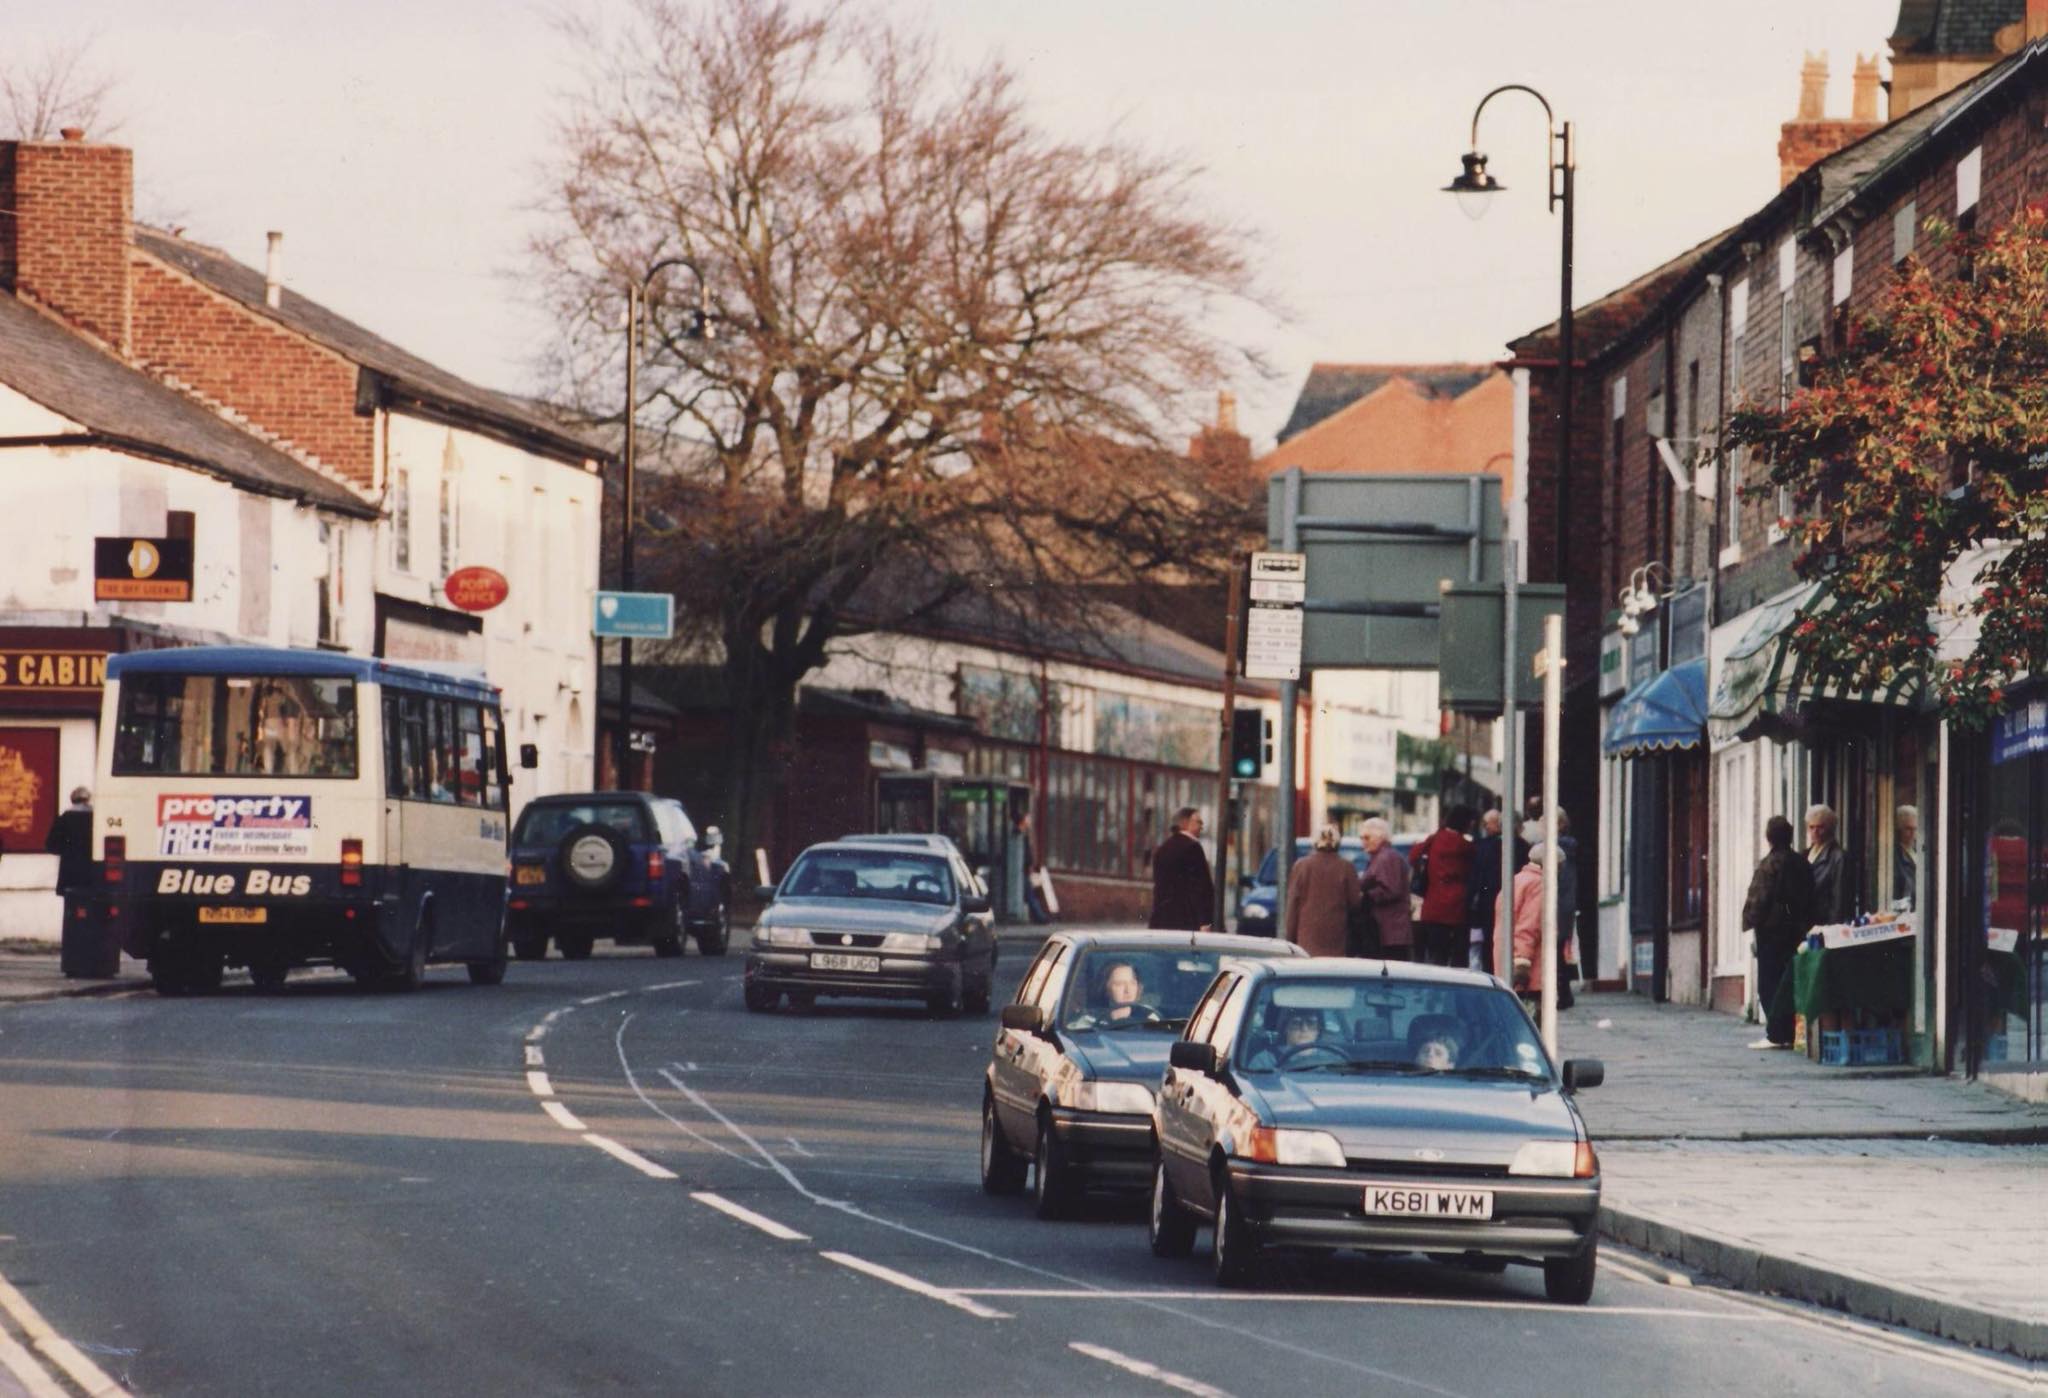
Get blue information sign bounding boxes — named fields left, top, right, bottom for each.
left=592, top=591, right=674, bottom=639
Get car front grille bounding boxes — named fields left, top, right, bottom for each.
left=809, top=932, right=888, bottom=950
left=1343, top=1159, right=1511, bottom=1180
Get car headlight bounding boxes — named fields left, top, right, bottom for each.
left=1240, top=903, right=1271, bottom=919
left=1508, top=1141, right=1580, bottom=1177
left=1243, top=1126, right=1347, bottom=1168
left=1058, top=1078, right=1154, bottom=1114
left=757, top=925, right=809, bottom=947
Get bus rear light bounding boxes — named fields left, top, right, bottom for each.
left=340, top=838, right=364, bottom=887
left=103, top=836, right=125, bottom=884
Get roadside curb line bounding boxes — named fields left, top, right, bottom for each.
left=0, top=1268, right=129, bottom=1396
left=1598, top=1202, right=2048, bottom=1363
left=1597, top=1125, right=2048, bottom=1145
left=0, top=981, right=149, bottom=1007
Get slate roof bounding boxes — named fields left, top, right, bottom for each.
left=134, top=228, right=606, bottom=466
left=1505, top=225, right=1733, bottom=365
left=1276, top=364, right=1494, bottom=443
left=0, top=294, right=375, bottom=515
left=1893, top=0, right=2026, bottom=53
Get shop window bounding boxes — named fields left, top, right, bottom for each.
left=393, top=469, right=412, bottom=573
left=1668, top=753, right=1708, bottom=929
left=1892, top=201, right=1916, bottom=264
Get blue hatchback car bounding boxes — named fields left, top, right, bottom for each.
left=506, top=792, right=731, bottom=960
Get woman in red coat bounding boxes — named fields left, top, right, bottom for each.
left=1411, top=804, right=1476, bottom=967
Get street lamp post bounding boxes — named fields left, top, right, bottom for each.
left=613, top=258, right=710, bottom=790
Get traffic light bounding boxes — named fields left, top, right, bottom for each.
left=1231, top=708, right=1264, bottom=779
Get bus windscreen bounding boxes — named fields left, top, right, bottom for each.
left=113, top=674, right=359, bottom=778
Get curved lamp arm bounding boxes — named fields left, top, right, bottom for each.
left=1467, top=84, right=1570, bottom=212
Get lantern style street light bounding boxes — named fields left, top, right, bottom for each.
left=1444, top=85, right=1575, bottom=587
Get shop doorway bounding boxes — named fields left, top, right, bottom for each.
left=1976, top=733, right=2047, bottom=1067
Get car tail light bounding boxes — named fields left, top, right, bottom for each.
left=103, top=836, right=125, bottom=884
left=340, top=838, right=364, bottom=887
left=1574, top=1141, right=1599, bottom=1179
left=646, top=849, right=663, bottom=882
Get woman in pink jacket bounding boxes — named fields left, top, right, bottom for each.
left=1496, top=842, right=1547, bottom=1002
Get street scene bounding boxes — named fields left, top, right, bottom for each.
left=2, top=1, right=2047, bottom=1394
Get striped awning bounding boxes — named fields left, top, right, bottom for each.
left=1604, top=657, right=1709, bottom=757
left=1708, top=582, right=1925, bottom=749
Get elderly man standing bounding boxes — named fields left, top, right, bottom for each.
left=1806, top=804, right=1849, bottom=926
left=1147, top=805, right=1214, bottom=932
left=1358, top=818, right=1413, bottom=960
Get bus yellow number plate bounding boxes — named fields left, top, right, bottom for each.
left=198, top=907, right=267, bottom=924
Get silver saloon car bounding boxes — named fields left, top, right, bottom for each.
left=1150, top=958, right=1605, bottom=1301
left=980, top=930, right=1305, bottom=1218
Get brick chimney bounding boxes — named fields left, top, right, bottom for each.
left=1188, top=389, right=1250, bottom=470
left=0, top=131, right=134, bottom=354
left=1778, top=52, right=1883, bottom=188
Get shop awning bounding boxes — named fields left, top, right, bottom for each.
left=1603, top=657, right=1708, bottom=757
left=1708, top=582, right=1925, bottom=749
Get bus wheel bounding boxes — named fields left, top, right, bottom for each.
left=390, top=920, right=431, bottom=991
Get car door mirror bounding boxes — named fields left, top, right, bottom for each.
left=1561, top=1058, right=1605, bottom=1092
left=1169, top=1040, right=1218, bottom=1075
left=999, top=1003, right=1043, bottom=1034
left=754, top=884, right=777, bottom=901
left=960, top=893, right=991, bottom=916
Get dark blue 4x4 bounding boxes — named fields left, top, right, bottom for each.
left=506, top=792, right=731, bottom=960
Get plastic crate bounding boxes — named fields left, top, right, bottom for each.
left=1849, top=1028, right=1904, bottom=1065
left=1984, top=1034, right=2010, bottom=1064
left=1818, top=1030, right=1852, bottom=1065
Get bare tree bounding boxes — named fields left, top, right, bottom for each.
left=534, top=0, right=1267, bottom=845
left=1, top=36, right=121, bottom=141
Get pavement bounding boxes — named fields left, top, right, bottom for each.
left=4, top=939, right=2045, bottom=1363
left=1561, top=990, right=2048, bottom=1362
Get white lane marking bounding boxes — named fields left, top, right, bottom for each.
left=525, top=1070, right=553, bottom=1098
left=691, top=1192, right=809, bottom=1241
left=0, top=1326, right=68, bottom=1398
left=0, top=1267, right=130, bottom=1397
left=523, top=1046, right=544, bottom=1068
left=782, top=1136, right=815, bottom=1158
left=645, top=980, right=699, bottom=992
left=578, top=994, right=609, bottom=1006
left=583, top=1133, right=678, bottom=1180
left=820, top=1252, right=1009, bottom=1320
left=617, top=1044, right=763, bottom=1169
left=1070, top=1342, right=1233, bottom=1398
left=524, top=1025, right=547, bottom=1043
left=541, top=1101, right=587, bottom=1132
left=962, top=1290, right=1796, bottom=1321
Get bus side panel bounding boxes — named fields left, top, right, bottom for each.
left=381, top=799, right=507, bottom=963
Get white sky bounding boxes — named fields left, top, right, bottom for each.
left=35, top=0, right=1901, bottom=450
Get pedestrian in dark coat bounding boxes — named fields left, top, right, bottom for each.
left=1286, top=825, right=1364, bottom=956
left=1412, top=804, right=1476, bottom=966
left=1358, top=817, right=1413, bottom=958
left=1147, top=805, right=1214, bottom=932
left=1744, top=815, right=1815, bottom=1047
left=1805, top=803, right=1849, bottom=925
left=45, top=787, right=94, bottom=893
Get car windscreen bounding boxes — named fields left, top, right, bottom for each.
left=1061, top=947, right=1284, bottom=1032
left=513, top=801, right=652, bottom=846
left=783, top=849, right=954, bottom=906
left=113, top=673, right=358, bottom=778
left=1235, top=977, right=1552, bottom=1081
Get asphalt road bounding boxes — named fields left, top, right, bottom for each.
left=0, top=938, right=2030, bottom=1396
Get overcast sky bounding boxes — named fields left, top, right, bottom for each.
left=34, top=0, right=1900, bottom=450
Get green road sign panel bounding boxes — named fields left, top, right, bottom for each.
left=593, top=590, right=674, bottom=639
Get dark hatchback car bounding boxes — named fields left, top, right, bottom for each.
left=1149, top=958, right=1605, bottom=1301
left=505, top=792, right=731, bottom=960
left=979, top=930, right=1305, bottom=1218
left=746, top=841, right=996, bottom=1015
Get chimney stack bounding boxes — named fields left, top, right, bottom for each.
left=1851, top=54, right=1881, bottom=122
left=0, top=135, right=135, bottom=354
left=1797, top=52, right=1829, bottom=120
left=1217, top=390, right=1237, bottom=435
left=1779, top=50, right=1882, bottom=188
left=265, top=231, right=284, bottom=309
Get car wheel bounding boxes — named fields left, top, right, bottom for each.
left=1543, top=1238, right=1598, bottom=1305
left=1149, top=1159, right=1198, bottom=1258
left=1211, top=1177, right=1260, bottom=1287
left=695, top=902, right=730, bottom=957
left=926, top=970, right=964, bottom=1019
left=1032, top=1113, right=1075, bottom=1219
left=964, top=966, right=993, bottom=1016
left=557, top=933, right=595, bottom=961
left=743, top=980, right=779, bottom=1013
left=980, top=1094, right=1028, bottom=1196
left=512, top=936, right=549, bottom=961
left=247, top=956, right=289, bottom=994
left=467, top=924, right=509, bottom=986
left=653, top=899, right=686, bottom=958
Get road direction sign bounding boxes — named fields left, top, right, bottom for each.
left=593, top=590, right=674, bottom=639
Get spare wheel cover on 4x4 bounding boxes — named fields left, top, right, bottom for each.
left=560, top=823, right=627, bottom=892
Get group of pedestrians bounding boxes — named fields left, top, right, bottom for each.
left=1740, top=802, right=1857, bottom=1048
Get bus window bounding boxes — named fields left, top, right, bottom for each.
left=384, top=693, right=408, bottom=797
left=113, top=673, right=357, bottom=779
left=456, top=703, right=485, bottom=807
left=481, top=706, right=506, bottom=811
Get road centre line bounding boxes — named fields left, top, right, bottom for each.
left=584, top=1133, right=679, bottom=1180
left=525, top=1025, right=546, bottom=1043
left=1069, top=1342, right=1233, bottom=1398
left=820, top=1252, right=1009, bottom=1320
left=690, top=1192, right=809, bottom=1241
left=541, top=1101, right=587, bottom=1132
left=0, top=1326, right=67, bottom=1398
left=524, top=1045, right=544, bottom=1068
left=0, top=1268, right=128, bottom=1398
left=525, top=1070, right=553, bottom=1097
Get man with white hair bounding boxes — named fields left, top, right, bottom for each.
left=1806, top=804, right=1848, bottom=924
left=1358, top=817, right=1413, bottom=959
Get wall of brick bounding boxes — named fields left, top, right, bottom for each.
left=130, top=254, right=375, bottom=489
left=0, top=141, right=133, bottom=354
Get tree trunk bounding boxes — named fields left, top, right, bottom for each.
left=719, top=652, right=802, bottom=883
